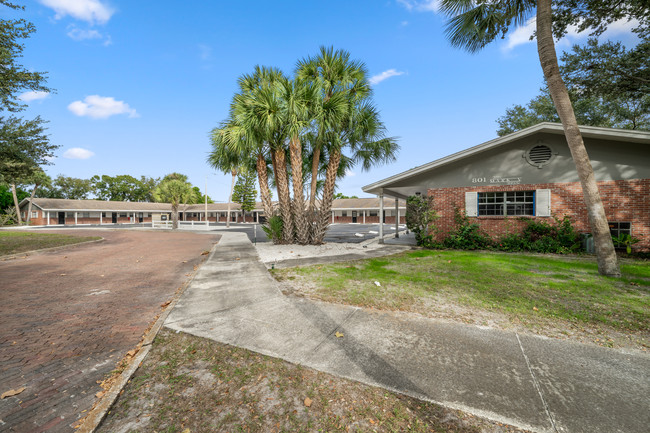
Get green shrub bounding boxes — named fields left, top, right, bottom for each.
left=495, top=216, right=582, bottom=254
left=442, top=208, right=492, bottom=250
left=406, top=195, right=439, bottom=246
left=262, top=215, right=283, bottom=244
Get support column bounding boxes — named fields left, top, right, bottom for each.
left=100, top=212, right=103, bottom=225
left=47, top=211, right=50, bottom=225
left=395, top=199, right=399, bottom=238
left=74, top=212, right=78, bottom=225
left=379, top=193, right=384, bottom=244
left=363, top=210, right=366, bottom=224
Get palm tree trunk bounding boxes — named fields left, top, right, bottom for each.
left=272, top=147, right=294, bottom=243
left=536, top=0, right=620, bottom=277
left=290, top=135, right=309, bottom=244
left=11, top=183, right=22, bottom=224
left=25, top=182, right=40, bottom=224
left=315, top=148, right=342, bottom=244
left=256, top=152, right=274, bottom=224
left=227, top=169, right=237, bottom=228
left=309, top=145, right=321, bottom=211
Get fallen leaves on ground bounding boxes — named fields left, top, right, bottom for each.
left=304, top=397, right=312, bottom=407
left=335, top=332, right=344, bottom=338
left=1, top=387, right=26, bottom=399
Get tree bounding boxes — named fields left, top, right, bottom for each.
left=497, top=36, right=650, bottom=136
left=0, top=183, right=27, bottom=214
left=153, top=173, right=196, bottom=229
left=0, top=116, right=55, bottom=223
left=438, top=0, right=648, bottom=277
left=231, top=170, right=257, bottom=223
left=1, top=1, right=57, bottom=223
left=333, top=193, right=359, bottom=199
left=41, top=175, right=93, bottom=200
left=91, top=174, right=159, bottom=202
left=24, top=170, right=51, bottom=223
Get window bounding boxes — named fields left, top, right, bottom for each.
left=341, top=211, right=347, bottom=217
left=478, top=191, right=535, bottom=216
left=609, top=222, right=631, bottom=238
left=101, top=212, right=106, bottom=218
left=369, top=211, right=378, bottom=217
left=119, top=213, right=127, bottom=218
left=31, top=211, right=38, bottom=218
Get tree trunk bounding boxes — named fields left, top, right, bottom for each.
left=11, top=183, right=22, bottom=224
left=314, top=148, right=342, bottom=244
left=536, top=0, right=620, bottom=277
left=172, top=203, right=179, bottom=229
left=25, top=183, right=40, bottom=224
left=273, top=147, right=294, bottom=243
left=227, top=169, right=237, bottom=228
left=256, top=152, right=275, bottom=225
left=309, top=145, right=321, bottom=211
left=290, top=134, right=309, bottom=244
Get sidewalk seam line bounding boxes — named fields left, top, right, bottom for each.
left=516, top=332, right=559, bottom=433
left=300, top=307, right=360, bottom=365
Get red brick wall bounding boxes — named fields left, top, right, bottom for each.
left=428, top=179, right=650, bottom=252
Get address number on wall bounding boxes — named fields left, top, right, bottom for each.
left=472, top=177, right=522, bottom=184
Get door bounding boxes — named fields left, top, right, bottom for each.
left=352, top=211, right=357, bottom=223
left=58, top=212, right=65, bottom=224
left=138, top=212, right=143, bottom=223
left=112, top=212, right=117, bottom=223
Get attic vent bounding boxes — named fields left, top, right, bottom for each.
left=525, top=144, right=554, bottom=168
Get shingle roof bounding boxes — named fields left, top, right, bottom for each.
left=21, top=197, right=405, bottom=212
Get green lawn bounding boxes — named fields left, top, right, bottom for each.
left=273, top=250, right=649, bottom=345
left=0, top=231, right=101, bottom=255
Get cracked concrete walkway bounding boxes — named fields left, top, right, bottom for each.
left=164, top=232, right=650, bottom=433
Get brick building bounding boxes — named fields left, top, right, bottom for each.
left=18, top=197, right=405, bottom=226
left=363, top=123, right=650, bottom=252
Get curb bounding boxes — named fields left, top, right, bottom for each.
left=73, top=238, right=221, bottom=433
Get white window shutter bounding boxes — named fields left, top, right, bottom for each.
left=465, top=192, right=478, bottom=217
left=536, top=189, right=551, bottom=217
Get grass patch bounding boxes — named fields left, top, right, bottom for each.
left=273, top=250, right=650, bottom=347
left=97, top=329, right=528, bottom=433
left=0, top=231, right=101, bottom=255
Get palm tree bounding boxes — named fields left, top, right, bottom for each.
left=296, top=46, right=370, bottom=214
left=440, top=0, right=621, bottom=277
left=208, top=126, right=243, bottom=228
left=153, top=173, right=196, bottom=229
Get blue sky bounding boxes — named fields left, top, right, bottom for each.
left=13, top=0, right=639, bottom=201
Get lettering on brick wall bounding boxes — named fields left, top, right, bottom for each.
left=471, top=177, right=522, bottom=185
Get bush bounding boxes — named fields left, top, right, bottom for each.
left=262, top=215, right=283, bottom=244
left=442, top=208, right=492, bottom=250
left=495, top=216, right=582, bottom=254
left=406, top=195, right=438, bottom=246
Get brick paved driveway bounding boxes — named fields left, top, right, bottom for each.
left=0, top=230, right=219, bottom=433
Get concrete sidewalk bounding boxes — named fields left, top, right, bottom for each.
left=163, top=232, right=650, bottom=433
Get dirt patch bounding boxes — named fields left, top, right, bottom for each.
left=98, top=329, right=530, bottom=433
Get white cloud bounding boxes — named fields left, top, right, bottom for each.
left=503, top=18, right=536, bottom=51
left=397, top=0, right=440, bottom=13
left=66, top=24, right=112, bottom=45
left=68, top=95, right=139, bottom=119
left=67, top=26, right=102, bottom=41
left=345, top=169, right=356, bottom=177
left=369, top=69, right=405, bottom=85
left=39, top=0, right=114, bottom=25
left=63, top=147, right=95, bottom=160
left=19, top=91, right=50, bottom=102
left=503, top=17, right=640, bottom=52
left=198, top=44, right=212, bottom=60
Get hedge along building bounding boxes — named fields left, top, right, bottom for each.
left=362, top=123, right=650, bottom=252
left=18, top=197, right=406, bottom=226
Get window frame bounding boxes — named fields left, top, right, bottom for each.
left=477, top=191, right=536, bottom=217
